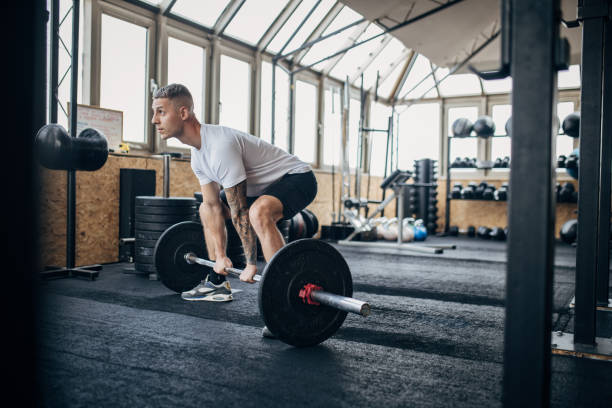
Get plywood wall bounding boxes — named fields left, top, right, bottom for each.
left=38, top=155, right=577, bottom=267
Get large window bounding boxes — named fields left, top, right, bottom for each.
left=348, top=97, right=361, bottom=169
left=274, top=67, right=290, bottom=151
left=293, top=80, right=318, bottom=163
left=368, top=102, right=392, bottom=176
left=260, top=61, right=273, bottom=144
left=219, top=55, right=251, bottom=133
left=397, top=103, right=441, bottom=171
left=166, top=37, right=206, bottom=148
left=322, top=87, right=342, bottom=167
left=557, top=101, right=576, bottom=158
left=100, top=14, right=149, bottom=144
left=447, top=106, right=479, bottom=163
left=490, top=104, right=512, bottom=160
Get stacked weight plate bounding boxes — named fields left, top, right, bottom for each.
left=134, top=196, right=197, bottom=274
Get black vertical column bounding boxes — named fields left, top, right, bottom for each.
left=3, top=0, right=46, bottom=403
left=575, top=0, right=606, bottom=344
left=49, top=0, right=59, bottom=123
left=67, top=0, right=80, bottom=269
left=596, top=16, right=612, bottom=307
left=503, top=0, right=558, bottom=406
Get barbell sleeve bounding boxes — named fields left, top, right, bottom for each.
left=184, top=252, right=370, bottom=316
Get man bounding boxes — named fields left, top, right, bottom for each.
left=151, top=84, right=317, bottom=317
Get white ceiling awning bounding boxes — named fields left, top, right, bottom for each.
left=339, top=0, right=582, bottom=71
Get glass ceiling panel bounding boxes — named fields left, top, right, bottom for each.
left=360, top=38, right=406, bottom=90
left=276, top=0, right=336, bottom=56
left=224, top=0, right=289, bottom=45
left=558, top=64, right=581, bottom=89
left=398, top=54, right=436, bottom=99
left=435, top=67, right=481, bottom=97
left=376, top=58, right=406, bottom=99
left=482, top=77, right=512, bottom=94
left=171, top=0, right=231, bottom=28
left=328, top=23, right=384, bottom=81
left=266, top=0, right=319, bottom=54
left=300, top=6, right=363, bottom=69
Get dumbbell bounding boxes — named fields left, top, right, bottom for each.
left=557, top=155, right=567, bottom=168
left=482, top=185, right=496, bottom=200
left=477, top=226, right=492, bottom=239
left=467, top=226, right=476, bottom=237
left=558, top=182, right=575, bottom=203
left=494, top=182, right=509, bottom=201
left=502, top=157, right=510, bottom=168
left=448, top=226, right=459, bottom=236
left=451, top=183, right=463, bottom=199
left=461, top=182, right=477, bottom=199
left=489, top=227, right=506, bottom=241
left=474, top=182, right=489, bottom=199
left=451, top=157, right=463, bottom=168
left=565, top=153, right=579, bottom=170
left=493, top=158, right=503, bottom=168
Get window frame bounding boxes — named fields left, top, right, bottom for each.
left=160, top=25, right=211, bottom=153
left=94, top=0, right=157, bottom=152
left=291, top=70, right=320, bottom=166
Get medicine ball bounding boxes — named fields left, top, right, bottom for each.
left=562, top=112, right=580, bottom=138
left=473, top=116, right=496, bottom=138
left=452, top=118, right=473, bottom=138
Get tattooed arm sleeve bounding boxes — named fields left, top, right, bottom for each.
left=224, top=180, right=257, bottom=265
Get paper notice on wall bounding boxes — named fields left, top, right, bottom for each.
left=68, top=103, right=123, bottom=151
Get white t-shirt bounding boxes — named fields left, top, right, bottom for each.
left=190, top=124, right=311, bottom=196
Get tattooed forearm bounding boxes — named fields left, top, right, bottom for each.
left=225, top=181, right=257, bottom=265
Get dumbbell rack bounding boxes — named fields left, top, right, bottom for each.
left=443, top=131, right=511, bottom=234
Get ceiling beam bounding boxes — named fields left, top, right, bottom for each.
left=213, top=0, right=246, bottom=35
left=389, top=50, right=416, bottom=102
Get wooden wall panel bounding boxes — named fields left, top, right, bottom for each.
left=38, top=155, right=578, bottom=267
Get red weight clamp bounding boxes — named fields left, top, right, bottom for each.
left=299, top=283, right=323, bottom=305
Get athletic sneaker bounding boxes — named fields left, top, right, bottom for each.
left=181, top=276, right=233, bottom=302
left=262, top=326, right=277, bottom=339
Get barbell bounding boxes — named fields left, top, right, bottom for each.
left=153, top=221, right=371, bottom=347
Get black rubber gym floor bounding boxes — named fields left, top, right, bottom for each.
left=38, top=237, right=612, bottom=407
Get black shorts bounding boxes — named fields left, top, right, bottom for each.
left=219, top=170, right=317, bottom=219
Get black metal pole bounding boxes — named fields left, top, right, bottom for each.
left=575, top=0, right=606, bottom=345
left=444, top=133, right=451, bottom=234
left=288, top=72, right=294, bottom=153
left=67, top=0, right=80, bottom=269
left=49, top=0, right=59, bottom=123
left=503, top=0, right=558, bottom=405
left=271, top=61, right=276, bottom=145
left=596, top=15, right=612, bottom=307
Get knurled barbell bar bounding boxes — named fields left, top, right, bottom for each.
left=153, top=221, right=371, bottom=347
